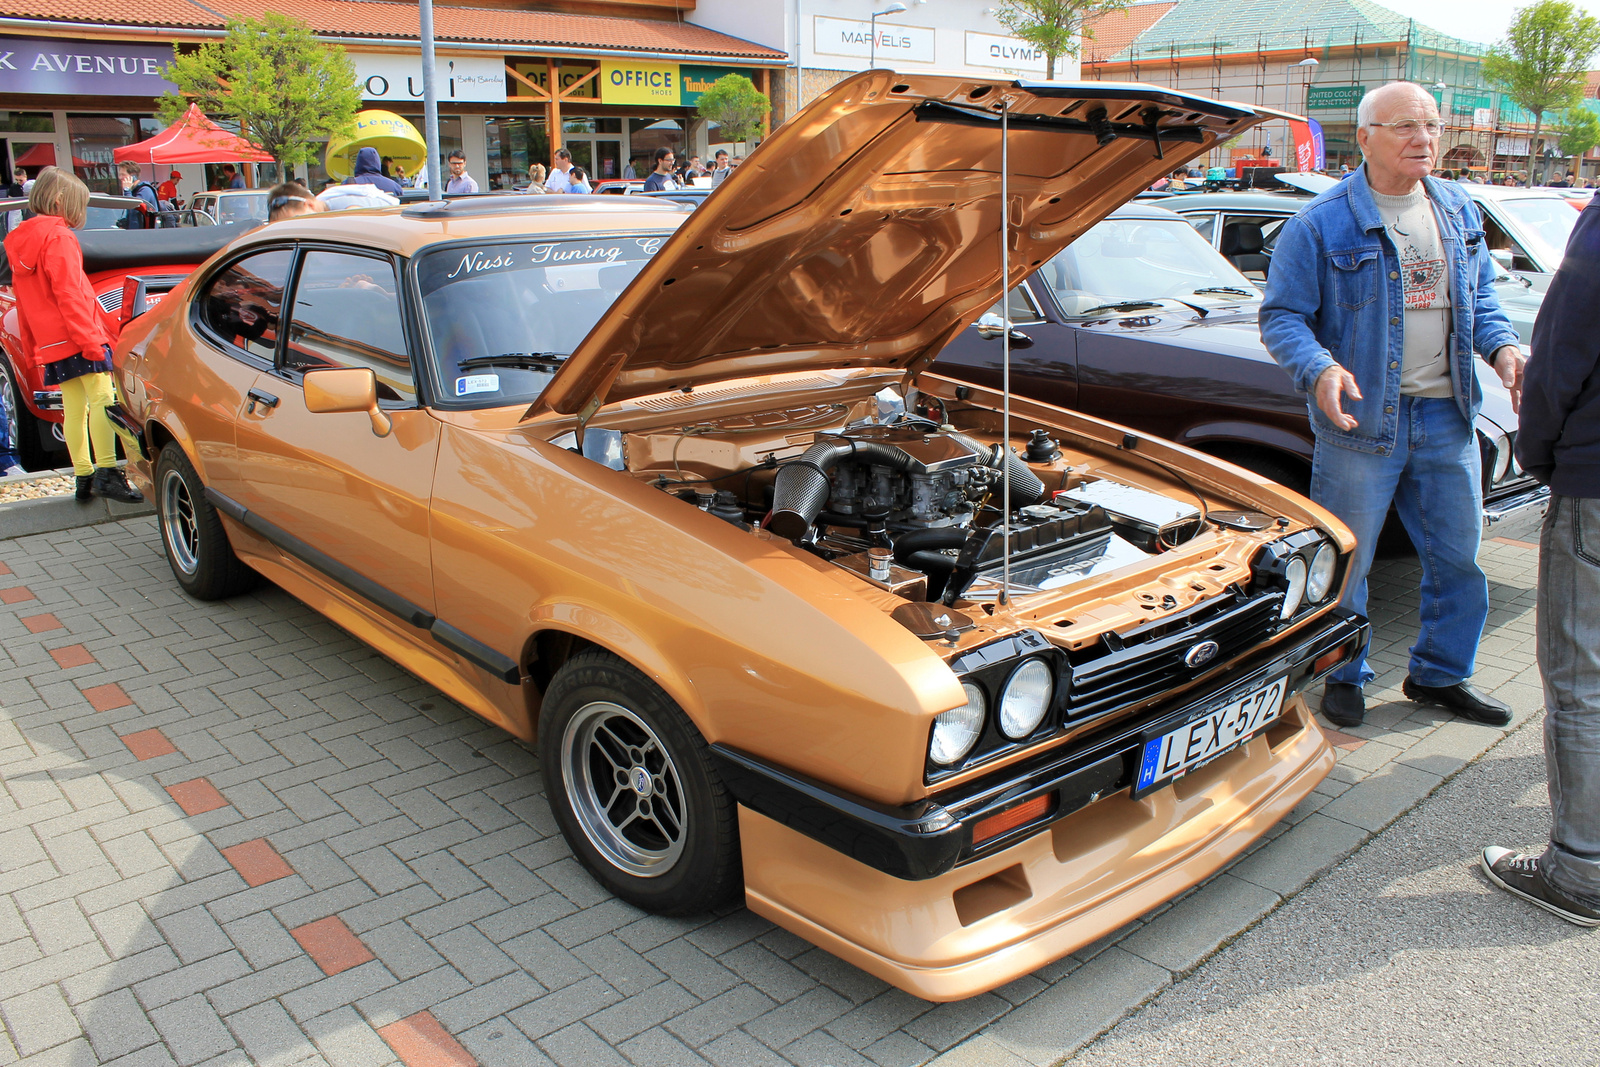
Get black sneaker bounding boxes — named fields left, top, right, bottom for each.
left=1402, top=678, right=1512, bottom=727
left=1321, top=682, right=1365, bottom=728
left=1481, top=847, right=1600, bottom=927
left=91, top=466, right=144, bottom=504
left=75, top=474, right=93, bottom=502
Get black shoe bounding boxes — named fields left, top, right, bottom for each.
left=1321, top=682, right=1365, bottom=728
left=1402, top=677, right=1512, bottom=726
left=75, top=474, right=93, bottom=502
left=91, top=466, right=143, bottom=504
left=1481, top=847, right=1600, bottom=927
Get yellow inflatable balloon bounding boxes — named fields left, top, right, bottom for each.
left=324, top=110, right=428, bottom=180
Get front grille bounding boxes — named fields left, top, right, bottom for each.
left=1065, top=588, right=1285, bottom=718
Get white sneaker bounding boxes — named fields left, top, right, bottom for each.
left=2, top=464, right=24, bottom=478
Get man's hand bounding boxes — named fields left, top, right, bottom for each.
left=1492, top=345, right=1524, bottom=413
left=1314, top=364, right=1362, bottom=431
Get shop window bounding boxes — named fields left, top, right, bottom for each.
left=486, top=117, right=546, bottom=191
left=68, top=114, right=163, bottom=194
left=627, top=118, right=684, bottom=185
left=0, top=113, right=54, bottom=133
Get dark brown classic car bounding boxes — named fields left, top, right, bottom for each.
left=933, top=202, right=1548, bottom=537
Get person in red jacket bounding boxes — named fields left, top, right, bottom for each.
left=4, top=167, right=142, bottom=502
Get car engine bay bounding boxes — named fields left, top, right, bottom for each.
left=568, top=390, right=1216, bottom=609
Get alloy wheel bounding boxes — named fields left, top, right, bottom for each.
left=560, top=700, right=687, bottom=877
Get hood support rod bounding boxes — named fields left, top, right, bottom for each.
left=1000, top=97, right=1012, bottom=606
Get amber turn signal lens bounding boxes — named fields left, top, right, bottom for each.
left=1313, top=645, right=1347, bottom=676
left=971, top=794, right=1054, bottom=847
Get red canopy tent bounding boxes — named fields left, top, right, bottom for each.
left=112, top=104, right=274, bottom=166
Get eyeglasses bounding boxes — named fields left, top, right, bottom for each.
left=1367, top=120, right=1444, bottom=138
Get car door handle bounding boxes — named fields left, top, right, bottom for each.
left=245, top=388, right=280, bottom=415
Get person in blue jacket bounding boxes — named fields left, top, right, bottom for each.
left=343, top=147, right=403, bottom=197
left=1259, top=81, right=1522, bottom=731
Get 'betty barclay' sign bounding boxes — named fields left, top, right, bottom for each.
left=963, top=32, right=1050, bottom=75
left=0, top=36, right=176, bottom=96
left=352, top=54, right=505, bottom=104
left=813, top=16, right=936, bottom=65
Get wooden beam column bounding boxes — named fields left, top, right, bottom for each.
left=547, top=57, right=562, bottom=165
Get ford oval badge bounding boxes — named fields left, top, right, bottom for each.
left=1184, top=640, right=1221, bottom=668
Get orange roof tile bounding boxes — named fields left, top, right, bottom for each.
left=1082, top=1, right=1176, bottom=64
left=0, top=0, right=787, bottom=60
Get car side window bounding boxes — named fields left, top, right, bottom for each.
left=197, top=249, right=294, bottom=364
left=1185, top=212, right=1217, bottom=243
left=282, top=250, right=414, bottom=404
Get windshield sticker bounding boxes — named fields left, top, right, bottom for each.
left=421, top=237, right=664, bottom=292
left=455, top=374, right=500, bottom=396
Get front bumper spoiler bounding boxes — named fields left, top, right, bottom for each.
left=712, top=606, right=1368, bottom=881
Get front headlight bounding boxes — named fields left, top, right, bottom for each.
left=930, top=682, right=986, bottom=765
left=1280, top=555, right=1308, bottom=620
left=998, top=658, right=1053, bottom=739
left=1492, top=433, right=1513, bottom=485
left=1307, top=542, right=1337, bottom=603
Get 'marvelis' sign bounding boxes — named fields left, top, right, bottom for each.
left=0, top=36, right=177, bottom=96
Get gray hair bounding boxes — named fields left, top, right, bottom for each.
left=1356, top=81, right=1431, bottom=129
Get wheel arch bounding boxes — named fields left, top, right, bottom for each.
left=519, top=620, right=702, bottom=736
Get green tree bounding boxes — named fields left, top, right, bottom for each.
left=695, top=74, right=771, bottom=145
left=995, top=0, right=1133, bottom=81
left=158, top=13, right=361, bottom=170
left=1557, top=106, right=1600, bottom=160
left=1483, top=0, right=1600, bottom=182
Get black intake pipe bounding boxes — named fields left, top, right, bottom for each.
left=767, top=438, right=917, bottom=540
left=948, top=432, right=1049, bottom=507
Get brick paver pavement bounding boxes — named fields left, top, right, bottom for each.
left=0, top=516, right=1544, bottom=1067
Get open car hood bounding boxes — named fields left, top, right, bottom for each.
left=530, top=71, right=1271, bottom=421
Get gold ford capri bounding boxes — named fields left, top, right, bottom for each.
left=115, top=72, right=1364, bottom=1000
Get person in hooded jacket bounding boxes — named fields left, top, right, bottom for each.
left=3, top=167, right=142, bottom=502
left=343, top=147, right=403, bottom=197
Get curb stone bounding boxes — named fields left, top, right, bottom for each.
left=0, top=466, right=153, bottom=539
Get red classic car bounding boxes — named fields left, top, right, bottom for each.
left=0, top=217, right=249, bottom=469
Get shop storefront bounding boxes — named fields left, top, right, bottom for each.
left=0, top=16, right=784, bottom=199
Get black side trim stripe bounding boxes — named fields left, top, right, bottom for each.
left=205, top=487, right=521, bottom=684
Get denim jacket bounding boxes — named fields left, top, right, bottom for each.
left=1259, top=167, right=1520, bottom=455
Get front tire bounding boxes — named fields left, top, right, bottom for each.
left=540, top=650, right=740, bottom=914
left=155, top=443, right=257, bottom=600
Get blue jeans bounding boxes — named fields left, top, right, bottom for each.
left=1311, top=394, right=1488, bottom=689
left=1536, top=495, right=1600, bottom=907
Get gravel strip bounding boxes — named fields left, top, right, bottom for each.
left=0, top=474, right=74, bottom=503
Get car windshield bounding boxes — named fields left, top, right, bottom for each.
left=1042, top=216, right=1259, bottom=314
left=416, top=234, right=665, bottom=407
left=1497, top=197, right=1576, bottom=269
left=217, top=193, right=268, bottom=223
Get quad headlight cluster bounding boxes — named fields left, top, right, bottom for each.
left=929, top=633, right=1065, bottom=768
left=1253, top=530, right=1340, bottom=623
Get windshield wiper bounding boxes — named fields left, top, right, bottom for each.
left=1191, top=286, right=1256, bottom=298
left=457, top=352, right=568, bottom=371
left=1078, top=298, right=1210, bottom=319
left=1077, top=300, right=1164, bottom=317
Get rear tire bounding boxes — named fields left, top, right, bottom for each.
left=540, top=650, right=740, bottom=914
left=155, top=443, right=258, bottom=600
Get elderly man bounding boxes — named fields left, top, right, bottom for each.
left=1260, top=81, right=1524, bottom=730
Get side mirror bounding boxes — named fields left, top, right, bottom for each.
left=975, top=313, right=1033, bottom=347
left=1489, top=248, right=1514, bottom=270
left=303, top=367, right=391, bottom=437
